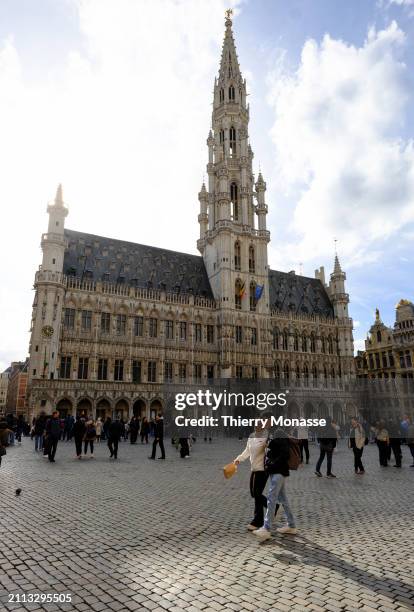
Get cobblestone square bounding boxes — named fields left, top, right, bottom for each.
left=0, top=437, right=413, bottom=612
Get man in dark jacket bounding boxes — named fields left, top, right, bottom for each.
left=254, top=428, right=297, bottom=541
left=45, top=411, right=61, bottom=462
left=72, top=415, right=86, bottom=459
left=315, top=419, right=338, bottom=478
left=149, top=414, right=165, bottom=460
left=388, top=419, right=402, bottom=467
left=108, top=416, right=122, bottom=459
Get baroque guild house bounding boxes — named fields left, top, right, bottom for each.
left=27, top=15, right=355, bottom=421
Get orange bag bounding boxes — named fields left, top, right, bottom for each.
left=223, top=462, right=237, bottom=479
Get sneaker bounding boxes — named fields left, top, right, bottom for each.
left=247, top=524, right=258, bottom=531
left=157, top=457, right=166, bottom=460
left=326, top=473, right=336, bottom=478
left=253, top=527, right=271, bottom=541
left=276, top=526, right=298, bottom=535
left=315, top=471, right=322, bottom=477
left=148, top=457, right=155, bottom=460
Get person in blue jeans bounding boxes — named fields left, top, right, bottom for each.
left=254, top=428, right=297, bottom=541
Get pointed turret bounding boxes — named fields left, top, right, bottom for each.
left=329, top=252, right=349, bottom=319
left=55, top=183, right=64, bottom=206
left=218, top=11, right=243, bottom=85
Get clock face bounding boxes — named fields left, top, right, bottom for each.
left=42, top=325, right=54, bottom=338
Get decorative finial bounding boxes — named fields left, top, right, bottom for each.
left=375, top=307, right=380, bottom=321
left=334, top=237, right=338, bottom=255
left=225, top=8, right=233, bottom=21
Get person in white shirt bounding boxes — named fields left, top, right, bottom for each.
left=233, top=418, right=277, bottom=531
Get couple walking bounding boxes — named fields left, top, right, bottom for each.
left=233, top=416, right=297, bottom=542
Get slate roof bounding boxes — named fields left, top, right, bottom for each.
left=63, top=229, right=334, bottom=317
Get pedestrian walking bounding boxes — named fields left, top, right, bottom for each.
left=349, top=418, right=366, bottom=474
left=129, top=416, right=139, bottom=444
left=387, top=419, right=402, bottom=467
left=72, top=415, right=86, bottom=459
left=45, top=411, right=61, bottom=462
left=33, top=412, right=46, bottom=452
left=315, top=419, right=337, bottom=478
left=103, top=416, right=111, bottom=441
left=84, top=420, right=96, bottom=458
left=0, top=420, right=13, bottom=469
left=140, top=417, right=149, bottom=444
left=253, top=427, right=297, bottom=541
left=375, top=421, right=389, bottom=467
left=296, top=425, right=310, bottom=464
left=149, top=414, right=165, bottom=460
left=407, top=419, right=414, bottom=467
left=108, top=416, right=122, bottom=459
left=95, top=417, right=103, bottom=442
left=233, top=418, right=278, bottom=531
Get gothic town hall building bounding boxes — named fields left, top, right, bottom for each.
left=27, top=16, right=355, bottom=420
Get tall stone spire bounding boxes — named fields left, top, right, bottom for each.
left=218, top=10, right=242, bottom=85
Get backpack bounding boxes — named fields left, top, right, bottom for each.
left=287, top=437, right=301, bottom=470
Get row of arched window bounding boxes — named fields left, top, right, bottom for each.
left=274, top=362, right=338, bottom=385
left=219, top=84, right=236, bottom=104
left=234, top=242, right=255, bottom=272
left=273, top=328, right=335, bottom=355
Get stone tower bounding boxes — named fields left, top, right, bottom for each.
left=197, top=13, right=270, bottom=317
left=328, top=254, right=355, bottom=376
left=28, top=186, right=68, bottom=386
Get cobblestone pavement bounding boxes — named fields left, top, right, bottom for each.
left=0, top=436, right=413, bottom=612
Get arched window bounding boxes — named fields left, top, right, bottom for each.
left=321, top=336, right=326, bottom=354
left=302, top=334, right=307, bottom=352
left=283, top=362, right=290, bottom=383
left=230, top=182, right=239, bottom=220
left=235, top=279, right=243, bottom=310
left=296, top=364, right=300, bottom=381
left=323, top=366, right=328, bottom=385
left=248, top=245, right=255, bottom=273
left=294, top=332, right=299, bottom=351
left=312, top=365, right=318, bottom=387
left=229, top=85, right=235, bottom=101
left=304, top=365, right=309, bottom=387
left=219, top=129, right=225, bottom=158
left=219, top=88, right=224, bottom=103
left=273, top=328, right=279, bottom=350
left=275, top=362, right=281, bottom=379
left=229, top=126, right=236, bottom=157
left=282, top=329, right=288, bottom=351
left=377, top=330, right=382, bottom=343
left=234, top=241, right=241, bottom=271
left=249, top=281, right=256, bottom=312
left=328, top=335, right=333, bottom=354
left=310, top=333, right=316, bottom=353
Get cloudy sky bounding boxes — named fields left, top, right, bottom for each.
left=0, top=0, right=413, bottom=371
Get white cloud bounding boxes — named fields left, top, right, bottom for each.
left=353, top=338, right=366, bottom=354
left=0, top=0, right=241, bottom=371
left=266, top=22, right=414, bottom=270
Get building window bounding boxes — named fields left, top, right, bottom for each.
left=165, top=319, right=174, bottom=339
left=219, top=88, right=224, bottom=103
left=116, top=314, right=126, bottom=335
left=310, top=333, right=316, bottom=353
left=248, top=245, right=255, bottom=274
left=375, top=353, right=381, bottom=369
left=252, top=366, right=258, bottom=380
left=283, top=363, right=290, bottom=383
left=230, top=182, right=239, bottom=219
left=132, top=360, right=141, bottom=383
left=97, top=358, right=108, bottom=381
left=249, top=281, right=256, bottom=312
left=148, top=361, right=157, bottom=383
left=388, top=351, right=395, bottom=367
left=304, top=365, right=309, bottom=387
left=101, top=312, right=111, bottom=334
left=406, top=351, right=412, bottom=368
left=234, top=241, right=241, bottom=270
left=229, top=85, right=235, bottom=101
left=149, top=318, right=158, bottom=338
left=134, top=316, right=143, bottom=337
left=179, top=321, right=187, bottom=341
left=59, top=356, right=71, bottom=379
left=251, top=327, right=257, bottom=346
left=164, top=362, right=173, bottom=382
left=207, top=365, right=214, bottom=380
left=302, top=334, right=307, bottom=352
left=179, top=363, right=186, bottom=382
left=78, top=357, right=89, bottom=380
left=219, top=129, right=225, bottom=157
left=293, top=333, right=299, bottom=352
left=193, top=364, right=202, bottom=381
left=64, top=308, right=75, bottom=329
left=81, top=310, right=92, bottom=331
left=229, top=127, right=236, bottom=157
left=195, top=323, right=202, bottom=342
left=235, top=279, right=243, bottom=310
left=273, top=328, right=279, bottom=350
left=236, top=365, right=243, bottom=378
left=328, top=336, right=333, bottom=354
left=399, top=352, right=405, bottom=368
left=235, top=325, right=243, bottom=344
left=206, top=325, right=214, bottom=343
left=114, top=359, right=124, bottom=381
left=377, top=330, right=382, bottom=342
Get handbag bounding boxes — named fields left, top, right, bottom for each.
left=223, top=462, right=237, bottom=479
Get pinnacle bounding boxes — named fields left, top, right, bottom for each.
left=55, top=183, right=63, bottom=205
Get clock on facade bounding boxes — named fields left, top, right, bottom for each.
left=41, top=325, right=54, bottom=338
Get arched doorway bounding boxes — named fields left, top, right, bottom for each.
left=96, top=398, right=111, bottom=421
left=56, top=398, right=73, bottom=417
left=150, top=399, right=163, bottom=419
left=133, top=399, right=146, bottom=418
left=77, top=397, right=92, bottom=418
left=115, top=399, right=129, bottom=421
